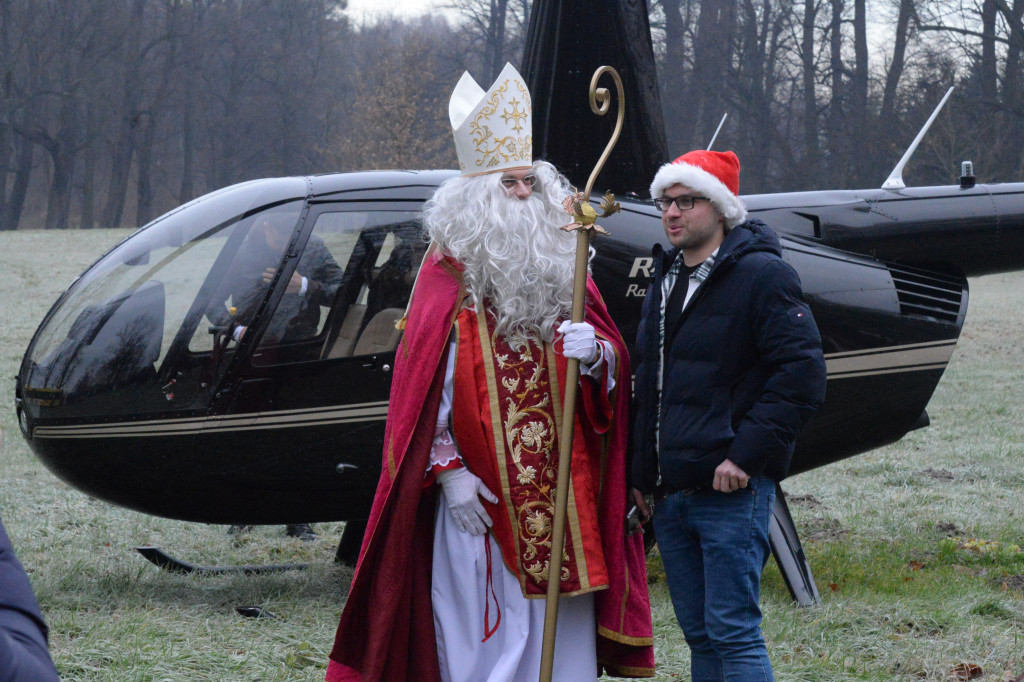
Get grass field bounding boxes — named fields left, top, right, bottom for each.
left=1, top=228, right=1022, bottom=681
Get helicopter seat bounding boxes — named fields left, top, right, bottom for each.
left=326, top=303, right=367, bottom=359
left=353, top=307, right=404, bottom=355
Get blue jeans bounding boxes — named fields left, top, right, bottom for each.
left=652, top=477, right=776, bottom=682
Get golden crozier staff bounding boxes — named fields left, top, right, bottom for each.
left=539, top=65, right=625, bottom=682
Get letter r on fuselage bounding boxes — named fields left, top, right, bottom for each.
left=629, top=257, right=653, bottom=279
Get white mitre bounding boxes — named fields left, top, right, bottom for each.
left=449, top=62, right=533, bottom=176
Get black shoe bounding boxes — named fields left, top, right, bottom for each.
left=285, top=523, right=317, bottom=541
left=227, top=524, right=254, bottom=535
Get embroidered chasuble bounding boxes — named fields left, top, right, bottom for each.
left=450, top=305, right=612, bottom=597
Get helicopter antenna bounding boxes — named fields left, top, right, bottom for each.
left=881, top=87, right=954, bottom=190
left=707, top=113, right=728, bottom=150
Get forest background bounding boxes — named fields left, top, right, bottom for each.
left=1, top=0, right=1023, bottom=232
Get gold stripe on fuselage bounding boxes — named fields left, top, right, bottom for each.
left=32, top=401, right=389, bottom=438
left=825, top=339, right=956, bottom=379
left=30, top=340, right=960, bottom=438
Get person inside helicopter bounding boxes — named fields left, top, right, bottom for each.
left=213, top=210, right=345, bottom=347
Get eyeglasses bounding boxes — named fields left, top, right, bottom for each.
left=500, top=175, right=539, bottom=190
left=654, top=195, right=709, bottom=212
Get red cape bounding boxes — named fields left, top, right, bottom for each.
left=327, top=253, right=654, bottom=680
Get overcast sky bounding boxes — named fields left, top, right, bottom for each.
left=344, top=0, right=447, bottom=19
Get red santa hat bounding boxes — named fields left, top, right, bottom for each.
left=649, top=150, right=748, bottom=229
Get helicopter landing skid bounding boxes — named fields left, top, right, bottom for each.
left=135, top=546, right=310, bottom=575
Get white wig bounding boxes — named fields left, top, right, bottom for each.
left=424, top=160, right=578, bottom=343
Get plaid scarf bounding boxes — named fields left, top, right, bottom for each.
left=659, top=252, right=715, bottom=352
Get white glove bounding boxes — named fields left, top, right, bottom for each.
left=437, top=467, right=498, bottom=535
left=557, top=320, right=598, bottom=365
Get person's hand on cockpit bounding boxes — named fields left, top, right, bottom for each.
left=261, top=267, right=305, bottom=294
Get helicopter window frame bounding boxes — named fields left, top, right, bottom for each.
left=246, top=202, right=429, bottom=368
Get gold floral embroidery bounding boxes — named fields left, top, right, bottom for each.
left=524, top=506, right=550, bottom=539
left=482, top=310, right=571, bottom=587
left=517, top=465, right=537, bottom=485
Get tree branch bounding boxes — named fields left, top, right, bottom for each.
left=918, top=23, right=1012, bottom=46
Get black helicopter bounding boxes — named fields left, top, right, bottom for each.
left=12, top=0, right=1024, bottom=604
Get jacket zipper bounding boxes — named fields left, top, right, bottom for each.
left=654, top=251, right=673, bottom=488
left=657, top=255, right=724, bottom=487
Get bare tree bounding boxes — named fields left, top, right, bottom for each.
left=799, top=0, right=822, bottom=176
left=441, top=0, right=530, bottom=78
left=731, top=0, right=796, bottom=191
left=330, top=16, right=458, bottom=170
left=656, top=0, right=693, bottom=154
left=101, top=0, right=149, bottom=228
left=0, top=0, right=34, bottom=231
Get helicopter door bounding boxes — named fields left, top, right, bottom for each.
left=212, top=206, right=427, bottom=507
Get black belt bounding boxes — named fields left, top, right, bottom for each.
left=654, top=484, right=707, bottom=503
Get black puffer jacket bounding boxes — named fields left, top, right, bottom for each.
left=631, top=219, right=826, bottom=494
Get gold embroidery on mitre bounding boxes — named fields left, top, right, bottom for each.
left=449, top=63, right=533, bottom=175
left=469, top=79, right=532, bottom=170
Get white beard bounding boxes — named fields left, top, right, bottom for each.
left=424, top=163, right=579, bottom=344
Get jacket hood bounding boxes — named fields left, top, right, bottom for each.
left=715, top=218, right=781, bottom=264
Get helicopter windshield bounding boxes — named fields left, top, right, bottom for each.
left=22, top=178, right=307, bottom=417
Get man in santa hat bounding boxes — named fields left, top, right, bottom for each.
left=630, top=150, right=826, bottom=681
left=325, top=63, right=654, bottom=682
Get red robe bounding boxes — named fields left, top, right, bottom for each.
left=327, top=252, right=655, bottom=680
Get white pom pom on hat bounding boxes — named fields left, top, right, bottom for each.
left=649, top=150, right=748, bottom=229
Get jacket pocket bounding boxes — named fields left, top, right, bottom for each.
left=659, top=446, right=728, bottom=491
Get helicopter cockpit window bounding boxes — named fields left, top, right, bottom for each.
left=195, top=205, right=311, bottom=354
left=22, top=177, right=307, bottom=417
left=250, top=209, right=426, bottom=367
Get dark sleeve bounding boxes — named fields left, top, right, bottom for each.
left=0, top=522, right=59, bottom=682
left=727, top=259, right=827, bottom=477
left=303, top=239, right=345, bottom=307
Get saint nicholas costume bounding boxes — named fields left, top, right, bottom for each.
left=326, top=64, right=654, bottom=681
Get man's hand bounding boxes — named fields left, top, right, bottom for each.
left=630, top=488, right=652, bottom=524
left=262, top=267, right=304, bottom=294
left=558, top=320, right=598, bottom=364
left=713, top=458, right=750, bottom=492
left=437, top=468, right=499, bottom=535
